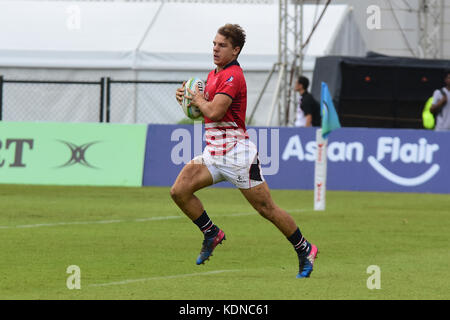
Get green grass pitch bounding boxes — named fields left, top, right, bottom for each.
left=0, top=184, right=448, bottom=300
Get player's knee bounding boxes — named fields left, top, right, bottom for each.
left=170, top=184, right=183, bottom=202
left=170, top=183, right=192, bottom=203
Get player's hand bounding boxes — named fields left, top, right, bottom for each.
left=186, top=85, right=205, bottom=108
left=440, top=94, right=447, bottom=106
left=175, top=81, right=186, bottom=106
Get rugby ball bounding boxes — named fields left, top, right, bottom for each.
left=182, top=77, right=204, bottom=119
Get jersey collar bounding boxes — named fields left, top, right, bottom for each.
left=216, top=60, right=240, bottom=73
left=224, top=60, right=240, bottom=69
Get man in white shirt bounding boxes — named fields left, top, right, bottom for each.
left=431, top=71, right=450, bottom=131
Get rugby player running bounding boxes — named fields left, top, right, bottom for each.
left=172, top=24, right=318, bottom=278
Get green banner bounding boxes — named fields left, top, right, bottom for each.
left=0, top=122, right=147, bottom=186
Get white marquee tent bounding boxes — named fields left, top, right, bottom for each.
left=0, top=1, right=366, bottom=125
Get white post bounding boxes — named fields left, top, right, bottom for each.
left=314, top=129, right=327, bottom=211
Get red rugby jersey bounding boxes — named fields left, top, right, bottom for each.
left=204, top=60, right=248, bottom=156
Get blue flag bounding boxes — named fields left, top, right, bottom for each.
left=320, top=82, right=341, bottom=139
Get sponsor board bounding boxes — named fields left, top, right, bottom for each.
left=278, top=128, right=448, bottom=193
left=143, top=125, right=449, bottom=194
left=0, top=122, right=147, bottom=186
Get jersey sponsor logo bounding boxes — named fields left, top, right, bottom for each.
left=225, top=76, right=234, bottom=87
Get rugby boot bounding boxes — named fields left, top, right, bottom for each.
left=296, top=244, right=318, bottom=278
left=196, top=229, right=226, bottom=265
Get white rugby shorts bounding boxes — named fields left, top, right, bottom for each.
left=192, top=139, right=265, bottom=189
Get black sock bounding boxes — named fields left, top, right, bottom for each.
left=287, top=227, right=311, bottom=256
left=193, top=211, right=219, bottom=238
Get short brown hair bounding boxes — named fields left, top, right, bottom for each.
left=217, top=24, right=246, bottom=55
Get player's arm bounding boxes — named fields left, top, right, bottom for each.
left=187, top=87, right=232, bottom=121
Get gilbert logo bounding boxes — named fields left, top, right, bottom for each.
left=58, top=141, right=100, bottom=169
left=0, top=139, right=34, bottom=168
left=367, top=137, right=440, bottom=186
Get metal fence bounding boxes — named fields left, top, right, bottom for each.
left=108, top=79, right=183, bottom=124
left=0, top=76, right=184, bottom=124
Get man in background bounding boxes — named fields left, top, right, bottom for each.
left=294, top=76, right=321, bottom=127
left=431, top=70, right=450, bottom=131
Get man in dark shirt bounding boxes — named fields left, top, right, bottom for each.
left=294, top=76, right=321, bottom=127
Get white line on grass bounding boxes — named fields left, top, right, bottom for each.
left=89, top=269, right=241, bottom=287
left=0, top=216, right=181, bottom=230
left=0, top=209, right=310, bottom=230
left=0, top=219, right=124, bottom=229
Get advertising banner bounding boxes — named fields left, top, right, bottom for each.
left=0, top=122, right=147, bottom=186
left=143, top=124, right=450, bottom=194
